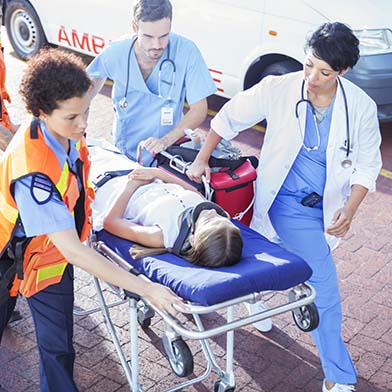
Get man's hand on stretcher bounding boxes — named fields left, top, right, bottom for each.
left=129, top=166, right=200, bottom=191
left=139, top=137, right=167, bottom=155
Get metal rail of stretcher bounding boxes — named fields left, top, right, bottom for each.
left=84, top=239, right=317, bottom=392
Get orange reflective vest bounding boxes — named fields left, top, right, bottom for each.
left=0, top=45, right=11, bottom=130
left=0, top=119, right=94, bottom=298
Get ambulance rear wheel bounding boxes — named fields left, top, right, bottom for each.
left=259, top=59, right=302, bottom=81
left=292, top=303, right=319, bottom=332
left=167, top=339, right=194, bottom=377
left=5, top=0, right=48, bottom=60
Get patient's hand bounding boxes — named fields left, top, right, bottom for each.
left=128, top=167, right=158, bottom=183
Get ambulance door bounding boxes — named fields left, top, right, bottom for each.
left=38, top=0, right=132, bottom=56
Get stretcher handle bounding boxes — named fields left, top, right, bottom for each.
left=136, top=142, right=146, bottom=166
left=159, top=150, right=213, bottom=200
left=159, top=150, right=190, bottom=174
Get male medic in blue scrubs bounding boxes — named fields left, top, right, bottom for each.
left=87, top=0, right=216, bottom=161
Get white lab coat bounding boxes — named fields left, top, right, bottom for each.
left=211, top=71, right=382, bottom=249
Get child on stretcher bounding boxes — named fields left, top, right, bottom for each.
left=103, top=166, right=243, bottom=267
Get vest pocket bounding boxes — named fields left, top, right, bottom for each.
left=18, top=245, right=67, bottom=298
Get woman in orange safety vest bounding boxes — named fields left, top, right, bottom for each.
left=0, top=48, right=186, bottom=392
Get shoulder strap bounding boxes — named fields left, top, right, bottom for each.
left=171, top=207, right=193, bottom=256
left=30, top=118, right=40, bottom=139
left=93, top=169, right=133, bottom=188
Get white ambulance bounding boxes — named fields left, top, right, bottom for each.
left=2, top=0, right=392, bottom=121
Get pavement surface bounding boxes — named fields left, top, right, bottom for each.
left=0, top=29, right=391, bottom=392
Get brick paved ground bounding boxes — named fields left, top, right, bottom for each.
left=1, top=30, right=391, bottom=391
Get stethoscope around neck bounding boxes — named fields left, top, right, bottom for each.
left=119, top=37, right=176, bottom=110
left=295, top=77, right=352, bottom=168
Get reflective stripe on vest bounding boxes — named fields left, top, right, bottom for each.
left=36, top=262, right=68, bottom=291
left=0, top=189, right=18, bottom=225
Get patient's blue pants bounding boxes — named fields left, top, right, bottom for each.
left=269, top=195, right=357, bottom=384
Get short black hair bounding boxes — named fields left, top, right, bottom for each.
left=133, top=0, right=172, bottom=23
left=19, top=48, right=91, bottom=117
left=305, top=22, right=360, bottom=71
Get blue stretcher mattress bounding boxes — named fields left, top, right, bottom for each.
left=96, top=221, right=312, bottom=306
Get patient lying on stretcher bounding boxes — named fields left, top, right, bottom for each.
left=102, top=167, right=243, bottom=268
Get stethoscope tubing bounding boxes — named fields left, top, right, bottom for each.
left=295, top=77, right=350, bottom=159
left=120, top=37, right=175, bottom=109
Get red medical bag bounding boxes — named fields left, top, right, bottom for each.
left=155, top=146, right=258, bottom=226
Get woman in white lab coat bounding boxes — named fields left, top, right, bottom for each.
left=187, top=22, right=382, bottom=392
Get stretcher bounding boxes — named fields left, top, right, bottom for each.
left=84, top=140, right=319, bottom=392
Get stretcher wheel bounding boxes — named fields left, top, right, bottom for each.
left=167, top=339, right=194, bottom=377
left=137, top=314, right=151, bottom=329
left=214, top=380, right=235, bottom=392
left=292, top=303, right=319, bottom=332
left=137, top=304, right=154, bottom=329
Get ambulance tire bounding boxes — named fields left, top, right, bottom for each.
left=5, top=0, right=48, bottom=60
left=259, top=59, right=302, bottom=81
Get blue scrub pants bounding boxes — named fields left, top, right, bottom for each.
left=27, top=264, right=78, bottom=392
left=269, top=196, right=357, bottom=384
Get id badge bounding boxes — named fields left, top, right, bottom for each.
left=161, top=106, right=174, bottom=126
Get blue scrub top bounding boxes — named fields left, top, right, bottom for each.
left=87, top=32, right=217, bottom=159
left=14, top=121, right=78, bottom=237
left=279, top=98, right=335, bottom=202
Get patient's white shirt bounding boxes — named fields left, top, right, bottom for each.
left=125, top=182, right=204, bottom=247
left=93, top=179, right=204, bottom=248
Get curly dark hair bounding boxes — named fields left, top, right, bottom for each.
left=305, top=22, right=360, bottom=71
left=19, top=48, right=91, bottom=117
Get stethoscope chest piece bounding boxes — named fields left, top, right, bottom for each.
left=341, top=158, right=352, bottom=169
left=119, top=97, right=128, bottom=109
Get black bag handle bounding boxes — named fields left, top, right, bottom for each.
left=157, top=146, right=258, bottom=171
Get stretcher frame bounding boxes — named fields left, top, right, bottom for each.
left=84, top=237, right=317, bottom=392
left=80, top=142, right=319, bottom=391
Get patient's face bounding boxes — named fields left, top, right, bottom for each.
left=194, top=210, right=234, bottom=240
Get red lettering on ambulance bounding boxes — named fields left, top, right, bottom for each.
left=58, top=25, right=72, bottom=46
left=91, top=35, right=105, bottom=55
left=71, top=30, right=91, bottom=52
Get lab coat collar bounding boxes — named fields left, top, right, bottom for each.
left=328, top=77, right=347, bottom=147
